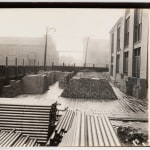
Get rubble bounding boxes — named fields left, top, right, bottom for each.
left=1, top=80, right=22, bottom=97
left=116, top=126, right=148, bottom=146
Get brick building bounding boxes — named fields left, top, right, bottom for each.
left=0, top=36, right=59, bottom=66
left=109, top=9, right=149, bottom=99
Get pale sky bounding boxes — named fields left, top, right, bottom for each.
left=0, top=8, right=124, bottom=60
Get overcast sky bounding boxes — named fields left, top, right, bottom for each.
left=0, top=8, right=124, bottom=59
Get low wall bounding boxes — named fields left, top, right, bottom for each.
left=0, top=71, right=72, bottom=97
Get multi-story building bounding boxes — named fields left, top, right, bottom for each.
left=109, top=9, right=149, bottom=99
left=0, top=36, right=59, bottom=66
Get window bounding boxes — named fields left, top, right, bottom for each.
left=134, top=9, right=142, bottom=43
left=123, top=52, right=129, bottom=75
left=117, top=27, right=121, bottom=51
left=116, top=54, right=120, bottom=73
left=111, top=65, right=113, bottom=76
left=133, top=48, right=141, bottom=78
left=124, top=17, right=130, bottom=47
left=111, top=33, right=114, bottom=53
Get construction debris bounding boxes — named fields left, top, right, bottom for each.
left=1, top=80, right=22, bottom=98
left=116, top=126, right=148, bottom=146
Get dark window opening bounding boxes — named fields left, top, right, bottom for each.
left=133, top=48, right=141, bottom=78
left=111, top=33, right=114, bottom=53
left=117, top=27, right=121, bottom=51
left=116, top=54, right=120, bottom=73
left=123, top=52, right=129, bottom=75
left=124, top=17, right=130, bottom=47
left=134, top=9, right=142, bottom=43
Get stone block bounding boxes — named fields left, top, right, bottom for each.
left=22, top=74, right=48, bottom=94
left=1, top=85, right=16, bottom=98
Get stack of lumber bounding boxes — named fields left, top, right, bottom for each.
left=22, top=74, right=48, bottom=94
left=0, top=129, right=40, bottom=147
left=48, top=110, right=121, bottom=146
left=59, top=72, right=75, bottom=89
left=61, top=77, right=117, bottom=99
left=46, top=110, right=75, bottom=146
left=0, top=103, right=58, bottom=145
left=118, top=98, right=147, bottom=113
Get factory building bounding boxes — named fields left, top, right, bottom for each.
left=109, top=9, right=149, bottom=99
left=0, top=36, right=59, bottom=66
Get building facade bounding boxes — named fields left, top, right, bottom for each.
left=109, top=9, right=149, bottom=99
left=0, top=36, right=59, bottom=66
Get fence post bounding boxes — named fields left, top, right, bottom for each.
left=34, top=59, right=36, bottom=74
left=5, top=56, right=8, bottom=79
left=23, top=59, right=25, bottom=75
left=15, top=58, right=18, bottom=79
left=63, top=62, right=64, bottom=72
left=52, top=62, right=54, bottom=70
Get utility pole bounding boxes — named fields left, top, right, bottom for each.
left=84, top=37, right=90, bottom=67
left=44, top=27, right=48, bottom=71
left=44, top=27, right=56, bottom=71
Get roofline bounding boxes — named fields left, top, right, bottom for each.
left=109, top=16, right=124, bottom=34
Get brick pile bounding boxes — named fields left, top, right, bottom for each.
left=1, top=80, right=22, bottom=98
left=61, top=77, right=117, bottom=99
left=59, top=72, right=75, bottom=89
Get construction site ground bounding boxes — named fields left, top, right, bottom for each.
left=0, top=72, right=148, bottom=145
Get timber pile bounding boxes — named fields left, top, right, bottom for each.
left=47, top=110, right=121, bottom=146
left=22, top=74, right=48, bottom=94
left=118, top=98, right=147, bottom=113
left=0, top=102, right=58, bottom=145
left=0, top=129, right=40, bottom=147
left=61, top=78, right=117, bottom=99
left=59, top=72, right=75, bottom=89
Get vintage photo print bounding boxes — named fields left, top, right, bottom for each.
left=0, top=6, right=149, bottom=147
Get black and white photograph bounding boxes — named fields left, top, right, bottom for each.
left=0, top=6, right=149, bottom=147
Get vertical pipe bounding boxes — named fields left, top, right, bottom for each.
left=94, top=116, right=104, bottom=146
left=74, top=111, right=81, bottom=146
left=98, top=117, right=110, bottom=146
left=90, top=116, right=99, bottom=146
left=104, top=116, right=121, bottom=146
left=101, top=115, right=115, bottom=146
left=80, top=111, right=85, bottom=146
left=87, top=115, right=93, bottom=146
